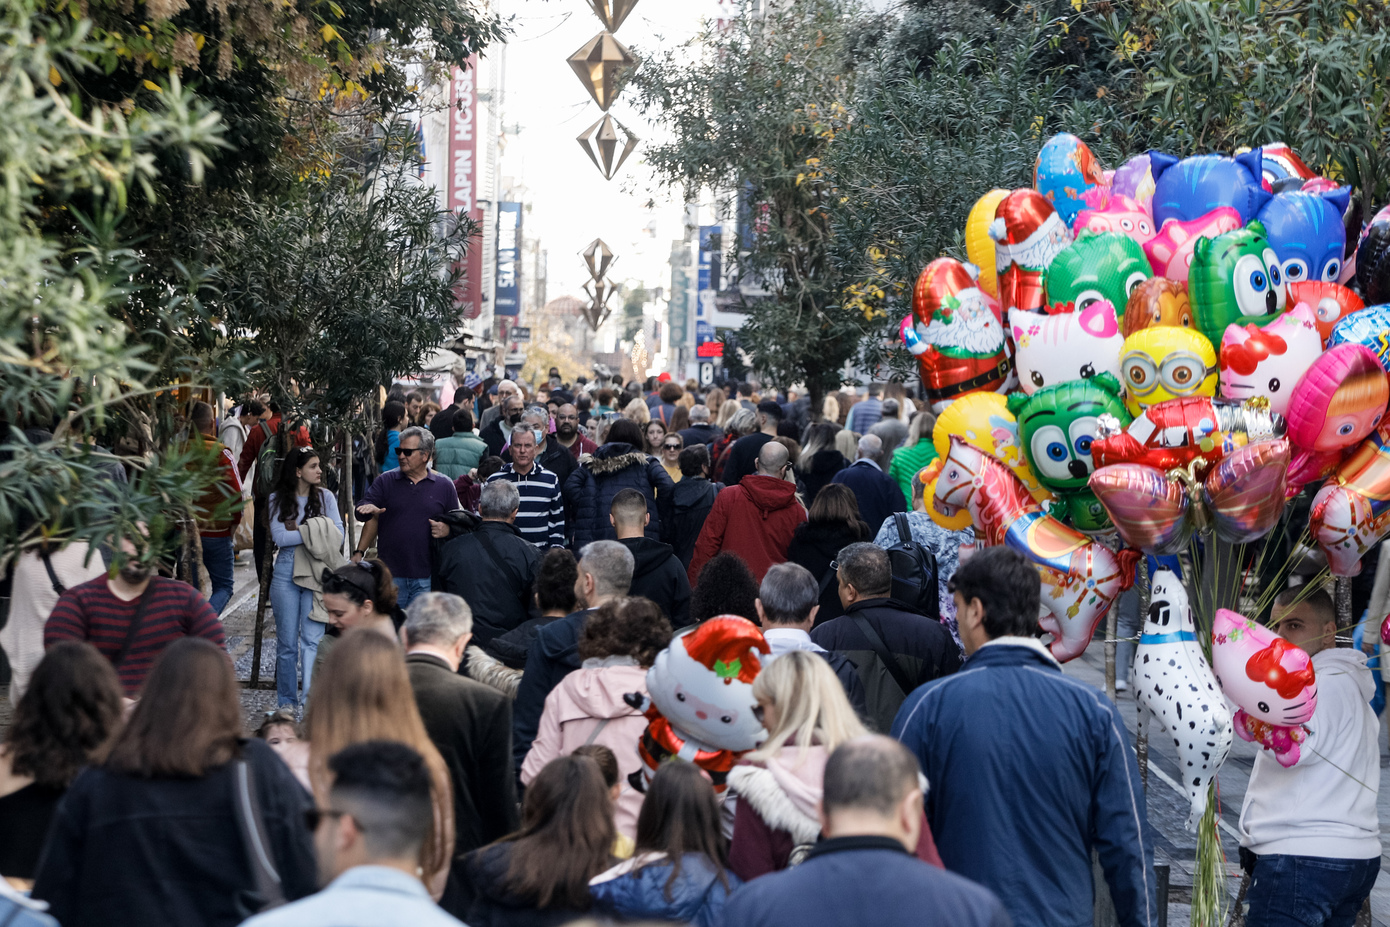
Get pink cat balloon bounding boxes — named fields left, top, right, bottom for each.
left=1008, top=300, right=1124, bottom=395
left=1144, top=208, right=1243, bottom=283
left=1074, top=194, right=1157, bottom=246
left=933, top=436, right=1135, bottom=662
left=1211, top=607, right=1317, bottom=766
left=1218, top=304, right=1322, bottom=416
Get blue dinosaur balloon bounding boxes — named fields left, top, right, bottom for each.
left=1256, top=188, right=1350, bottom=286
left=1149, top=150, right=1272, bottom=228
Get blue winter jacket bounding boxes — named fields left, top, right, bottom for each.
left=590, top=854, right=740, bottom=927
left=892, top=640, right=1158, bottom=927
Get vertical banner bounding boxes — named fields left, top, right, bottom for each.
left=697, top=225, right=719, bottom=320
left=495, top=201, right=522, bottom=318
left=448, top=62, right=483, bottom=320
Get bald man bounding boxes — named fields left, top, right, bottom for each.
left=688, top=440, right=807, bottom=585
left=832, top=432, right=907, bottom=535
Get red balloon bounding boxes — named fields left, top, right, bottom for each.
left=1091, top=396, right=1285, bottom=475
left=989, top=189, right=1073, bottom=314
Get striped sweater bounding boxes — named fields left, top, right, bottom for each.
left=45, top=576, right=226, bottom=695
left=486, top=464, right=565, bottom=549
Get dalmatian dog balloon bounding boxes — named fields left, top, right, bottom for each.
left=1133, top=569, right=1233, bottom=830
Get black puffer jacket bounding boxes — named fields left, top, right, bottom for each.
left=564, top=442, right=674, bottom=548
left=665, top=476, right=722, bottom=567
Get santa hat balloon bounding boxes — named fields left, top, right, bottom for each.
left=901, top=257, right=1012, bottom=413
left=989, top=189, right=1073, bottom=315
left=624, top=616, right=770, bottom=794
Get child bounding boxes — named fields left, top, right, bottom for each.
left=256, top=708, right=310, bottom=791
left=573, top=744, right=635, bottom=859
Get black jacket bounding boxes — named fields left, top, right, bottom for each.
left=407, top=653, right=520, bottom=919
left=797, top=449, right=849, bottom=507
left=619, top=536, right=691, bottom=625
left=481, top=418, right=510, bottom=457
left=810, top=597, right=961, bottom=733
left=564, top=443, right=674, bottom=548
left=461, top=843, right=592, bottom=927
left=721, top=432, right=774, bottom=485
left=436, top=521, right=540, bottom=646
left=512, top=608, right=590, bottom=772
left=786, top=520, right=868, bottom=626
left=32, top=739, right=316, bottom=927
left=486, top=613, right=564, bottom=670
left=666, top=477, right=722, bottom=568
left=505, top=435, right=575, bottom=490
left=677, top=423, right=724, bottom=447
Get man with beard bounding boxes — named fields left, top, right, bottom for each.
left=553, top=403, right=596, bottom=460
left=45, top=539, right=226, bottom=697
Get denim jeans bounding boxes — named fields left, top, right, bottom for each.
left=395, top=576, right=431, bottom=611
left=270, top=551, right=326, bottom=708
left=1246, top=854, right=1380, bottom=927
left=201, top=535, right=235, bottom=614
left=1113, top=587, right=1142, bottom=687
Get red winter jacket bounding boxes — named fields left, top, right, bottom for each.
left=687, top=474, right=806, bottom=585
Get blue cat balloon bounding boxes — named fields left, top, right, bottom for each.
left=1149, top=150, right=1272, bottom=228
left=1256, top=188, right=1350, bottom=286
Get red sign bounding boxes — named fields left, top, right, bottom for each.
left=696, top=340, right=724, bottom=358
left=449, top=62, right=483, bottom=320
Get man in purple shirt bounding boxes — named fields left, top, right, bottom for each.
left=354, top=426, right=460, bottom=609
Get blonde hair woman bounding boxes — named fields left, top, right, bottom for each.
left=725, top=651, right=941, bottom=879
left=715, top=399, right=742, bottom=431
left=623, top=397, right=651, bottom=425
left=305, top=628, right=455, bottom=898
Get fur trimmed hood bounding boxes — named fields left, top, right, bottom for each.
left=727, top=751, right=827, bottom=847
left=580, top=444, right=650, bottom=476
left=465, top=645, right=521, bottom=699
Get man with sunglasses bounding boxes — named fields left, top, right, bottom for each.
left=243, top=741, right=463, bottom=927
left=354, top=427, right=460, bottom=610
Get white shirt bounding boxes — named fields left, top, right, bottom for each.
left=763, top=627, right=827, bottom=659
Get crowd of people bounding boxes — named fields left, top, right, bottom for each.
left=0, top=368, right=1382, bottom=927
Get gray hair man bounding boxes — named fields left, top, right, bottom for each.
left=511, top=539, right=635, bottom=772
left=485, top=413, right=566, bottom=550
left=434, top=482, right=539, bottom=647
left=829, top=431, right=907, bottom=539
left=399, top=594, right=520, bottom=919
left=756, top=563, right=867, bottom=713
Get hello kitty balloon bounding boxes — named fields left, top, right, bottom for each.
left=1008, top=300, right=1124, bottom=395
left=1211, top=607, right=1317, bottom=728
left=1218, top=304, right=1322, bottom=416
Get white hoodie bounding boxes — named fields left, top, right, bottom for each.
left=1239, top=648, right=1382, bottom=859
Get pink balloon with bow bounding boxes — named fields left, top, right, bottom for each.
left=1212, top=608, right=1318, bottom=767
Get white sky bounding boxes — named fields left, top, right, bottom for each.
left=494, top=0, right=725, bottom=302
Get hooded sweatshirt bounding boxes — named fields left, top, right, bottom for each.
left=520, top=660, right=649, bottom=837
left=687, top=474, right=807, bottom=585
left=620, top=536, right=691, bottom=626
left=1239, top=648, right=1382, bottom=859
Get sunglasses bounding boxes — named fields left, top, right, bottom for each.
left=395, top=447, right=422, bottom=457
left=663, top=443, right=681, bottom=450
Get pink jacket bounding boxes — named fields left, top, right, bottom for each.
left=520, top=662, right=649, bottom=837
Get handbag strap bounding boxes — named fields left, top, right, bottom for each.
left=817, top=568, right=837, bottom=597
left=583, top=717, right=613, bottom=747
left=39, top=548, right=65, bottom=596
left=112, top=584, right=155, bottom=671
left=232, top=755, right=287, bottom=910
left=851, top=614, right=915, bottom=699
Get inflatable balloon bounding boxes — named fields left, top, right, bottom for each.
left=1255, top=188, right=1350, bottom=285
left=905, top=258, right=1012, bottom=414
left=1255, top=142, right=1317, bottom=190
left=1212, top=607, right=1317, bottom=759
left=1073, top=195, right=1157, bottom=246
left=1044, top=231, right=1153, bottom=316
left=1284, top=343, right=1389, bottom=495
left=1190, top=221, right=1288, bottom=344
left=624, top=616, right=770, bottom=793
left=1143, top=207, right=1243, bottom=284
left=1007, top=374, right=1130, bottom=534
left=1091, top=395, right=1286, bottom=474
left=1327, top=303, right=1390, bottom=370
left=930, top=390, right=1049, bottom=504
left=1309, top=425, right=1390, bottom=576
left=1287, top=281, right=1365, bottom=344
left=1119, top=325, right=1218, bottom=416
left=1355, top=205, right=1390, bottom=305
left=933, top=436, right=1134, bottom=662
left=1090, top=438, right=1290, bottom=553
left=1218, top=304, right=1322, bottom=415
left=965, top=189, right=1010, bottom=299
left=1122, top=277, right=1194, bottom=337
left=1110, top=153, right=1154, bottom=205
left=1009, top=301, right=1124, bottom=395
left=1133, top=569, right=1233, bottom=829
left=1234, top=710, right=1308, bottom=768
left=1149, top=149, right=1272, bottom=227
left=1035, top=133, right=1108, bottom=226
left=990, top=189, right=1073, bottom=314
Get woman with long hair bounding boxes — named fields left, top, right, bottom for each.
left=269, top=446, right=342, bottom=709
left=590, top=760, right=741, bottom=927
left=796, top=423, right=849, bottom=507
left=622, top=397, right=651, bottom=425
left=376, top=400, right=407, bottom=472
left=522, top=598, right=672, bottom=837
left=644, top=419, right=668, bottom=457
left=786, top=484, right=871, bottom=625
left=667, top=403, right=691, bottom=435
left=305, top=628, right=455, bottom=898
left=726, top=652, right=940, bottom=880
left=32, top=639, right=316, bottom=926
left=0, top=642, right=124, bottom=884
left=887, top=410, right=939, bottom=507
left=463, top=754, right=616, bottom=926
left=565, top=418, right=675, bottom=548
left=321, top=558, right=403, bottom=640
left=714, top=399, right=741, bottom=431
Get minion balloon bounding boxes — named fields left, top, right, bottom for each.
left=1119, top=326, right=1218, bottom=417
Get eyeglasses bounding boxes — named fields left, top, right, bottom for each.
left=303, top=808, right=352, bottom=831
left=395, top=447, right=421, bottom=457
left=663, top=443, right=681, bottom=450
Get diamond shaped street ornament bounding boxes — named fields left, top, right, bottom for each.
left=586, top=0, right=639, bottom=32
left=567, top=32, right=636, bottom=112
left=583, top=238, right=615, bottom=281
left=582, top=277, right=618, bottom=331
left=576, top=114, right=639, bottom=181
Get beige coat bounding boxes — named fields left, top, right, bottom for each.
left=292, top=516, right=346, bottom=625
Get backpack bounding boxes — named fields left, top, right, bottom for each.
left=885, top=512, right=940, bottom=621
left=253, top=421, right=284, bottom=498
